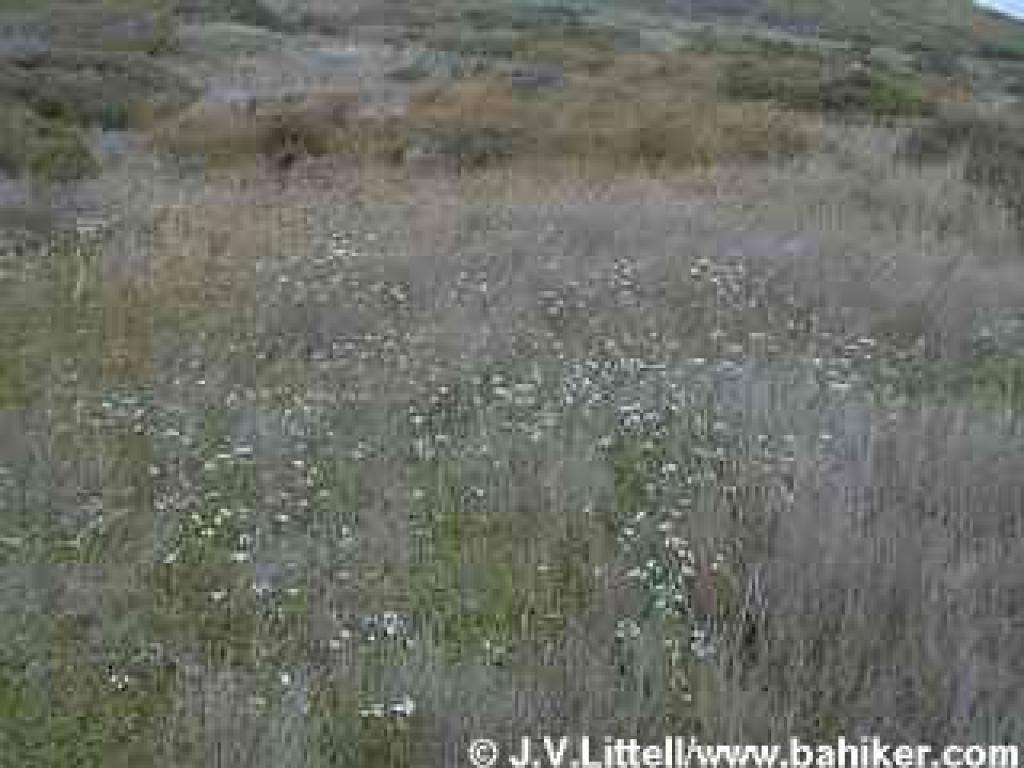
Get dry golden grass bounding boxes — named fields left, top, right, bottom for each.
left=151, top=88, right=357, bottom=167
left=149, top=41, right=817, bottom=175
left=402, top=73, right=814, bottom=173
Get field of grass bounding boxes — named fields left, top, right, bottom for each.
left=1, top=1, right=1024, bottom=765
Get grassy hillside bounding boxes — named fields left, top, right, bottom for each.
left=613, top=0, right=1024, bottom=55
left=760, top=0, right=1024, bottom=50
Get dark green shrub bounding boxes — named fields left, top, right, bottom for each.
left=902, top=107, right=978, bottom=164
left=173, top=0, right=293, bottom=31
left=913, top=47, right=961, bottom=76
left=977, top=41, right=1024, bottom=61
left=904, top=108, right=1024, bottom=228
left=0, top=6, right=178, bottom=55
left=819, top=69, right=930, bottom=116
left=0, top=50, right=196, bottom=130
left=0, top=102, right=97, bottom=181
left=723, top=54, right=824, bottom=104
left=724, top=53, right=932, bottom=117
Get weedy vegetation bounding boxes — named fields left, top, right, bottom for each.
left=1, top=1, right=1023, bottom=765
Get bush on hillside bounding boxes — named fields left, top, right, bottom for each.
left=0, top=50, right=196, bottom=130
left=724, top=54, right=932, bottom=117
left=0, top=102, right=98, bottom=181
left=173, top=0, right=293, bottom=31
left=155, top=90, right=356, bottom=167
left=904, top=108, right=1024, bottom=228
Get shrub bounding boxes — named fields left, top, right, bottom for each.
left=904, top=107, right=1024, bottom=228
left=155, top=90, right=356, bottom=167
left=723, top=51, right=825, bottom=102
left=0, top=5, right=178, bottom=55
left=913, top=47, right=961, bottom=76
left=976, top=40, right=1024, bottom=62
left=0, top=50, right=196, bottom=130
left=821, top=68, right=931, bottom=116
left=902, top=107, right=979, bottom=163
left=173, top=0, right=293, bottom=31
left=724, top=53, right=932, bottom=117
left=0, top=102, right=97, bottom=181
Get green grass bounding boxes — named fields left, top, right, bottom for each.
left=0, top=653, right=172, bottom=768
left=409, top=455, right=598, bottom=658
